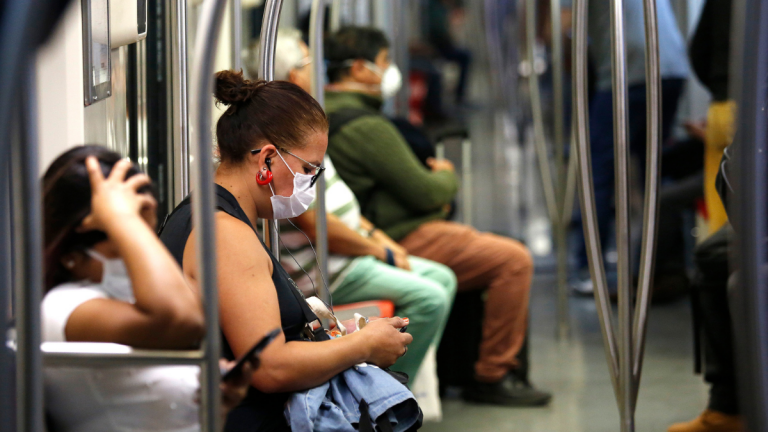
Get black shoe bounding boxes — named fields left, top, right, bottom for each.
left=462, top=373, right=552, bottom=407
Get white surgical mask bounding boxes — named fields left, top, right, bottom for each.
left=364, top=61, right=402, bottom=99
left=269, top=150, right=316, bottom=219
left=87, top=250, right=135, bottom=303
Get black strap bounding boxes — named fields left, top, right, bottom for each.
left=327, top=108, right=380, bottom=140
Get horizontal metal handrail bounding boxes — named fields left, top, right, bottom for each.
left=42, top=343, right=205, bottom=367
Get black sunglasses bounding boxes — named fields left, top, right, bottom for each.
left=251, top=147, right=325, bottom=188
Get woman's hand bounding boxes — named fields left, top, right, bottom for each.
left=358, top=317, right=412, bottom=368
left=219, top=359, right=256, bottom=418
left=80, top=157, right=156, bottom=232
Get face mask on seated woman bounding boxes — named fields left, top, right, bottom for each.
left=268, top=148, right=317, bottom=219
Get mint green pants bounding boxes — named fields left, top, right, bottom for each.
left=332, top=256, right=457, bottom=379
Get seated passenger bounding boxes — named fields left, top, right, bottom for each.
left=324, top=26, right=552, bottom=406
left=159, top=71, right=414, bottom=431
left=250, top=29, right=457, bottom=381
left=41, top=146, right=253, bottom=431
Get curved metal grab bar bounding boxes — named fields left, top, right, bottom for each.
left=190, top=0, right=228, bottom=430
left=310, top=0, right=331, bottom=307
left=258, top=0, right=284, bottom=258
left=631, top=0, right=662, bottom=395
left=571, top=0, right=620, bottom=399
left=572, top=0, right=662, bottom=426
left=525, top=0, right=559, bottom=222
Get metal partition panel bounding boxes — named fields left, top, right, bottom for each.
left=190, top=0, right=228, bottom=430
left=310, top=0, right=332, bottom=308
left=572, top=0, right=662, bottom=427
left=258, top=0, right=284, bottom=258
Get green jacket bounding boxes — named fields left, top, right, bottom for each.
left=325, top=91, right=459, bottom=241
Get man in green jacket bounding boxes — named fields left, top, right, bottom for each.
left=323, top=26, right=551, bottom=406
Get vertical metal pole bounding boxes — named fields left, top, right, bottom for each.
left=171, top=0, right=191, bottom=204
left=608, top=0, right=633, bottom=427
left=258, top=0, right=284, bottom=258
left=527, top=0, right=569, bottom=338
left=310, top=0, right=331, bottom=307
left=462, top=139, right=473, bottom=226
left=330, top=0, right=343, bottom=31
left=526, top=0, right=559, bottom=224
left=730, top=0, right=768, bottom=430
left=190, top=0, right=227, bottom=430
left=0, top=131, right=11, bottom=431
left=572, top=0, right=621, bottom=402
left=551, top=0, right=571, bottom=340
left=391, top=0, right=409, bottom=117
left=631, top=0, right=663, bottom=403
left=232, top=0, right=243, bottom=70
left=13, top=64, right=44, bottom=432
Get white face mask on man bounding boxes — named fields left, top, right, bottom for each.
left=268, top=149, right=317, bottom=220
left=365, top=61, right=403, bottom=99
left=87, top=249, right=135, bottom=303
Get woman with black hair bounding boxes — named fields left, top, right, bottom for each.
left=42, top=145, right=252, bottom=432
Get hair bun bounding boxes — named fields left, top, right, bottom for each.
left=214, top=70, right=266, bottom=108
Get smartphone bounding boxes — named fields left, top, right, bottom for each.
left=221, top=328, right=280, bottom=382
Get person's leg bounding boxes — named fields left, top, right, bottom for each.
left=400, top=221, right=550, bottom=405
left=398, top=221, right=531, bottom=381
left=330, top=256, right=454, bottom=379
left=407, top=256, right=458, bottom=345
left=574, top=89, right=616, bottom=274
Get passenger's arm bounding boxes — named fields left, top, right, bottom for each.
left=184, top=213, right=412, bottom=393
left=291, top=210, right=387, bottom=261
left=64, top=158, right=205, bottom=349
left=345, top=118, right=459, bottom=213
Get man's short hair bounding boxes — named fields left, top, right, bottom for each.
left=246, top=28, right=304, bottom=81
left=325, top=26, right=390, bottom=83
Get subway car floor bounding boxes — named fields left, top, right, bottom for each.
left=422, top=269, right=708, bottom=432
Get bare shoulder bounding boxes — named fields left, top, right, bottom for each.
left=214, top=211, right=272, bottom=274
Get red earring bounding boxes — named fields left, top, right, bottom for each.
left=256, top=168, right=273, bottom=185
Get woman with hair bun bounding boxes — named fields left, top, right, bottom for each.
left=160, top=71, right=414, bottom=432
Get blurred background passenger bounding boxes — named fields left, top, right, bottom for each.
left=563, top=0, right=690, bottom=295
left=42, top=146, right=252, bottom=431
left=688, top=0, right=734, bottom=237
left=324, top=26, right=551, bottom=407
left=668, top=0, right=741, bottom=430
left=251, top=29, right=458, bottom=381
left=160, top=72, right=414, bottom=431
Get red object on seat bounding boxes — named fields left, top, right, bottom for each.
left=334, top=300, right=395, bottom=320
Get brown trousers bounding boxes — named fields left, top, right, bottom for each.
left=399, top=220, right=533, bottom=381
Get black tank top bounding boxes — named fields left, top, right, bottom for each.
left=159, top=184, right=326, bottom=432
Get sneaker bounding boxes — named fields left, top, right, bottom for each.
left=668, top=410, right=744, bottom=432
left=463, top=373, right=552, bottom=407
